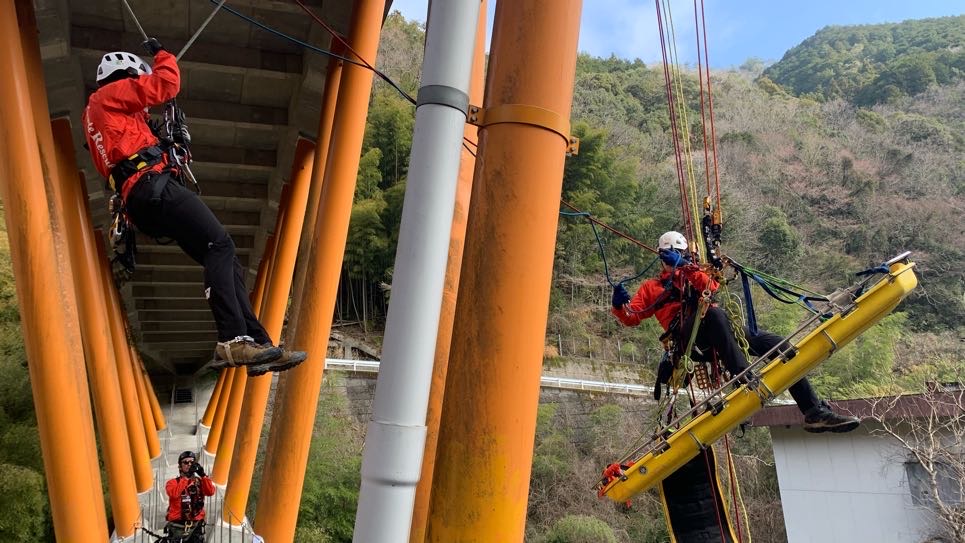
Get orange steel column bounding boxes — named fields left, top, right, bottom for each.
left=288, top=41, right=344, bottom=327
left=410, top=2, right=487, bottom=540
left=204, top=367, right=236, bottom=455
left=130, top=344, right=161, bottom=459
left=209, top=192, right=288, bottom=486
left=52, top=119, right=140, bottom=537
left=200, top=370, right=227, bottom=428
left=0, top=4, right=108, bottom=539
left=209, top=361, right=248, bottom=485
left=426, top=1, right=582, bottom=540
left=222, top=138, right=317, bottom=522
left=98, top=237, right=155, bottom=492
left=255, top=2, right=385, bottom=540
left=15, top=0, right=107, bottom=514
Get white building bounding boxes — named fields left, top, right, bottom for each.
left=751, top=391, right=963, bottom=543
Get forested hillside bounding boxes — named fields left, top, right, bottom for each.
left=762, top=16, right=965, bottom=106
left=299, top=12, right=963, bottom=541
left=353, top=12, right=963, bottom=364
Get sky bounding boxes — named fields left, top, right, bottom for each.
left=388, top=0, right=963, bottom=68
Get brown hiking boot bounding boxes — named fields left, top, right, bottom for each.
left=246, top=346, right=307, bottom=377
left=211, top=336, right=283, bottom=369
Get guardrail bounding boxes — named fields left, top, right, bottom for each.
left=323, top=358, right=654, bottom=396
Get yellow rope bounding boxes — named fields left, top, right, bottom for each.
left=660, top=0, right=708, bottom=263
left=725, top=442, right=753, bottom=543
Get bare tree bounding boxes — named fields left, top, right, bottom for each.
left=862, top=388, right=965, bottom=542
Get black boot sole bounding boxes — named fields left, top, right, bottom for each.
left=803, top=419, right=860, bottom=434
left=246, top=351, right=308, bottom=377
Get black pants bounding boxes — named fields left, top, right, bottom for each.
left=685, top=306, right=820, bottom=413
left=126, top=172, right=270, bottom=344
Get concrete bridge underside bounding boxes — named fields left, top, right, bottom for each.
left=35, top=0, right=385, bottom=375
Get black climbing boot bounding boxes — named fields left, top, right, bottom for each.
left=803, top=401, right=860, bottom=433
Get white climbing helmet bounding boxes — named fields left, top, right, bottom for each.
left=95, top=51, right=152, bottom=82
left=657, top=231, right=688, bottom=251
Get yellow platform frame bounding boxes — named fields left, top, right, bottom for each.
left=601, top=259, right=918, bottom=502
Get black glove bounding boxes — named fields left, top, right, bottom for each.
left=191, top=463, right=206, bottom=478
left=653, top=354, right=675, bottom=400
left=173, top=124, right=191, bottom=145
left=142, top=37, right=165, bottom=56
left=611, top=284, right=631, bottom=309
left=147, top=117, right=164, bottom=138
left=659, top=249, right=687, bottom=267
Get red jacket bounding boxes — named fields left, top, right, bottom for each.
left=165, top=475, right=216, bottom=522
left=611, top=265, right=718, bottom=331
left=83, top=50, right=180, bottom=201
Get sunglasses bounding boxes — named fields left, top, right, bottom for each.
left=180, top=460, right=195, bottom=465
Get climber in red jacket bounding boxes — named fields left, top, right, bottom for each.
left=83, top=38, right=305, bottom=376
left=611, top=231, right=859, bottom=433
left=164, top=451, right=215, bottom=542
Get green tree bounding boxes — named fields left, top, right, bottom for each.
left=539, top=515, right=618, bottom=543
left=755, top=206, right=802, bottom=272
left=295, top=382, right=362, bottom=542
left=0, top=464, right=50, bottom=542
left=362, top=89, right=415, bottom=188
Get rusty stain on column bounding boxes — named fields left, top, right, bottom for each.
left=200, top=370, right=227, bottom=429
left=210, top=168, right=297, bottom=488
left=97, top=237, right=155, bottom=492
left=409, top=2, right=488, bottom=541
left=204, top=366, right=236, bottom=456
left=130, top=344, right=160, bottom=459
left=222, top=137, right=318, bottom=523
left=254, top=2, right=386, bottom=541
left=426, top=1, right=582, bottom=540
left=0, top=2, right=112, bottom=539
left=51, top=117, right=139, bottom=536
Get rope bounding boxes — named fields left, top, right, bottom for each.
left=177, top=0, right=227, bottom=60
left=699, top=0, right=723, bottom=214
left=654, top=0, right=692, bottom=241
left=702, top=446, right=729, bottom=543
left=739, top=272, right=759, bottom=336
left=137, top=525, right=168, bottom=541
left=559, top=200, right=659, bottom=253
left=211, top=0, right=416, bottom=103
left=723, top=435, right=745, bottom=542
left=209, top=0, right=479, bottom=158
left=559, top=211, right=657, bottom=287
left=120, top=0, right=149, bottom=41
left=664, top=1, right=704, bottom=257
left=693, top=1, right=713, bottom=201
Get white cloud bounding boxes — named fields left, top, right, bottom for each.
left=578, top=0, right=700, bottom=65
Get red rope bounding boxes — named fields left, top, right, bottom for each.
left=701, top=445, right=729, bottom=543
left=723, top=435, right=744, bottom=542
left=655, top=0, right=694, bottom=241
left=693, top=0, right=713, bottom=199
left=294, top=0, right=376, bottom=70
left=699, top=0, right=723, bottom=212
left=559, top=199, right=659, bottom=253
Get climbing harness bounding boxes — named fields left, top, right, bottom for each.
left=107, top=0, right=219, bottom=276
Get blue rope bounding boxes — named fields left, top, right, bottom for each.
left=740, top=271, right=759, bottom=336
left=210, top=0, right=417, bottom=105
left=856, top=264, right=890, bottom=277
left=559, top=211, right=657, bottom=287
